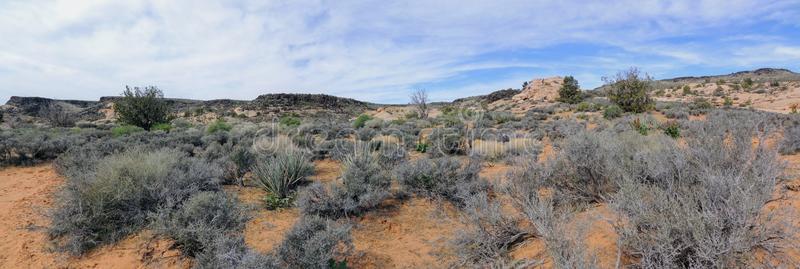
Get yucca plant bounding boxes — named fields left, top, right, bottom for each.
left=253, top=149, right=313, bottom=199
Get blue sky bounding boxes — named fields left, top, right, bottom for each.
left=1, top=1, right=799, bottom=104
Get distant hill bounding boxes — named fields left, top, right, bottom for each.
left=1, top=93, right=371, bottom=125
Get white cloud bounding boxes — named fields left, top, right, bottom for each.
left=0, top=0, right=798, bottom=104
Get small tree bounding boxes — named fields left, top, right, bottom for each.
left=114, top=86, right=169, bottom=130
left=604, top=68, right=654, bottom=113
left=410, top=89, right=429, bottom=119
left=558, top=76, right=582, bottom=104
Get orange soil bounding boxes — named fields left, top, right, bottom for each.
left=349, top=198, right=463, bottom=268
left=0, top=164, right=190, bottom=269
left=480, top=162, right=512, bottom=182
left=510, top=204, right=620, bottom=268
left=225, top=185, right=301, bottom=254
left=310, top=159, right=342, bottom=183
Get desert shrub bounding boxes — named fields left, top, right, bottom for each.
left=292, top=133, right=316, bottom=150
left=352, top=114, right=372, bottom=128
left=0, top=128, right=106, bottom=166
left=151, top=122, right=172, bottom=132
left=395, top=157, right=486, bottom=206
left=49, top=149, right=222, bottom=255
left=542, top=119, right=585, bottom=142
left=356, top=127, right=376, bottom=141
left=575, top=102, right=599, bottom=112
left=114, top=86, right=170, bottom=130
left=628, top=117, right=654, bottom=135
left=506, top=166, right=598, bottom=269
left=155, top=191, right=248, bottom=256
left=489, top=111, right=516, bottom=124
left=470, top=138, right=540, bottom=161
left=712, top=86, right=725, bottom=96
left=542, top=112, right=792, bottom=267
left=558, top=76, right=583, bottom=104
left=610, top=124, right=789, bottom=268
left=253, top=149, right=313, bottom=200
left=452, top=191, right=527, bottom=267
left=207, top=119, right=232, bottom=134
left=691, top=97, right=713, bottom=110
left=605, top=68, right=654, bottom=113
left=549, top=129, right=681, bottom=203
left=603, top=104, right=623, bottom=119
left=314, top=139, right=354, bottom=161
left=252, top=135, right=300, bottom=157
left=682, top=85, right=693, bottom=95
left=112, top=124, right=145, bottom=137
left=364, top=118, right=384, bottom=129
left=742, top=77, right=754, bottom=89
left=280, top=115, right=302, bottom=127
left=427, top=128, right=465, bottom=157
left=275, top=216, right=353, bottom=268
left=661, top=121, right=680, bottom=138
left=723, top=96, right=733, bottom=107
left=194, top=235, right=279, bottom=269
left=663, top=107, right=689, bottom=119
left=779, top=122, right=800, bottom=155
left=40, top=103, right=77, bottom=127
left=298, top=145, right=391, bottom=218
left=373, top=140, right=408, bottom=168
left=226, top=145, right=255, bottom=185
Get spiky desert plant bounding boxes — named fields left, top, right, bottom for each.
left=253, top=149, right=313, bottom=199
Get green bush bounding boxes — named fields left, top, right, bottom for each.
left=114, top=86, right=170, bottom=130
left=723, top=97, right=733, bottom=107
left=629, top=118, right=651, bottom=135
left=691, top=97, right=713, bottom=110
left=742, top=78, right=754, bottom=89
left=557, top=76, right=582, bottom=104
left=352, top=114, right=372, bottom=128
left=264, top=193, right=294, bottom=210
left=682, top=85, right=693, bottom=95
left=605, top=68, right=654, bottom=113
left=280, top=115, right=302, bottom=127
left=603, top=105, right=623, bottom=119
left=575, top=102, right=590, bottom=112
left=661, top=121, right=680, bottom=138
left=416, top=142, right=428, bottom=153
left=207, top=119, right=232, bottom=134
left=111, top=125, right=145, bottom=137
left=151, top=122, right=172, bottom=132
left=253, top=150, right=313, bottom=199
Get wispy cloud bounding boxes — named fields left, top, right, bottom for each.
left=1, top=0, right=798, bottom=104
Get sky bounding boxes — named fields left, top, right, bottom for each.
left=1, top=1, right=799, bottom=104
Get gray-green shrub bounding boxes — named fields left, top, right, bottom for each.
left=394, top=156, right=485, bottom=207
left=275, top=216, right=352, bottom=268
left=49, top=149, right=222, bottom=254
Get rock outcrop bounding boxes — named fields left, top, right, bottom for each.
left=512, top=77, right=563, bottom=103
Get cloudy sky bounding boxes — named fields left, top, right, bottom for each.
left=1, top=1, right=799, bottom=104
